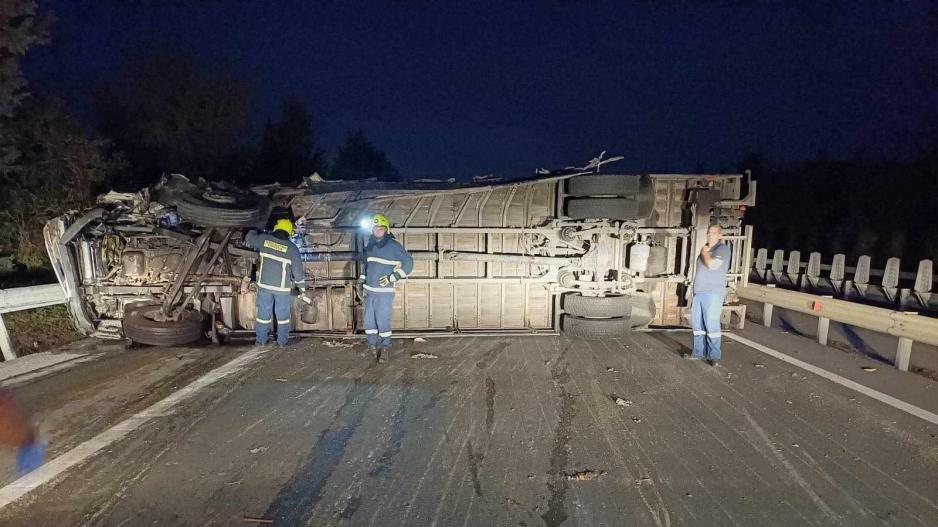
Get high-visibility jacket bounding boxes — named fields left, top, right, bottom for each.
left=245, top=231, right=306, bottom=295
left=360, top=234, right=414, bottom=294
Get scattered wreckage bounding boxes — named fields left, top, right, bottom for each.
left=44, top=156, right=755, bottom=345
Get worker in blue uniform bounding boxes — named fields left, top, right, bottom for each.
left=689, top=224, right=731, bottom=365
left=359, top=213, right=414, bottom=362
left=245, top=218, right=309, bottom=347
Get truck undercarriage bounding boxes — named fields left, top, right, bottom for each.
left=44, top=159, right=755, bottom=345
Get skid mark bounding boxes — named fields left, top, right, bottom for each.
left=741, top=410, right=842, bottom=524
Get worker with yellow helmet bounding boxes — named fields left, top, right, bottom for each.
left=359, top=213, right=413, bottom=362
left=245, top=218, right=309, bottom=347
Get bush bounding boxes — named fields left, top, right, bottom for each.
left=3, top=305, right=82, bottom=357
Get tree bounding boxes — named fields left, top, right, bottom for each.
left=250, top=95, right=325, bottom=184
left=0, top=97, right=126, bottom=267
left=328, top=130, right=399, bottom=181
left=0, top=0, right=52, bottom=174
left=95, top=55, right=251, bottom=184
left=0, top=0, right=51, bottom=117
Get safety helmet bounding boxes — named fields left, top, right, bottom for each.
left=273, top=218, right=294, bottom=236
left=364, top=213, right=391, bottom=233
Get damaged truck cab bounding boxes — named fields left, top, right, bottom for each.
left=44, top=160, right=755, bottom=345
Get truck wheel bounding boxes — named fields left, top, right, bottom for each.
left=566, top=197, right=652, bottom=220
left=176, top=190, right=265, bottom=227
left=122, top=303, right=204, bottom=346
left=561, top=315, right=632, bottom=339
left=567, top=174, right=650, bottom=197
left=563, top=293, right=633, bottom=318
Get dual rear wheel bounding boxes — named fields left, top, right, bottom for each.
left=560, top=293, right=656, bottom=339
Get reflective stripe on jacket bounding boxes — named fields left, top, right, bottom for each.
left=361, top=234, right=414, bottom=294
left=245, top=231, right=305, bottom=295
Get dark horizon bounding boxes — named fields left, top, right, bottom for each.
left=23, top=0, right=936, bottom=179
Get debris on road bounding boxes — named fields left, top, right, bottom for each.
left=606, top=367, right=619, bottom=373
left=613, top=396, right=633, bottom=407
left=636, top=476, right=652, bottom=485
left=753, top=363, right=765, bottom=368
left=274, top=378, right=288, bottom=382
left=861, top=367, right=877, bottom=372
left=631, top=416, right=643, bottom=423
left=414, top=337, right=427, bottom=343
left=564, top=469, right=606, bottom=481
left=411, top=353, right=438, bottom=359
left=242, top=517, right=273, bottom=524
left=323, top=340, right=354, bottom=348
left=249, top=446, right=268, bottom=454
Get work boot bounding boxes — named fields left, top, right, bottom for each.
left=377, top=347, right=389, bottom=363
left=360, top=345, right=377, bottom=359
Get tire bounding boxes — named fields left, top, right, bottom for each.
left=567, top=174, right=650, bottom=197
left=561, top=315, right=632, bottom=339
left=563, top=294, right=633, bottom=318
left=122, top=303, right=204, bottom=346
left=566, top=197, right=652, bottom=220
left=176, top=191, right=265, bottom=227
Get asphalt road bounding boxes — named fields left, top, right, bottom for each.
left=1, top=328, right=937, bottom=526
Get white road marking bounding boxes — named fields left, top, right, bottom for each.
left=726, top=333, right=938, bottom=427
left=0, top=346, right=272, bottom=510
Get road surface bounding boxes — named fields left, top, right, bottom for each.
left=0, top=327, right=936, bottom=526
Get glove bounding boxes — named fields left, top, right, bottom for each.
left=378, top=274, right=399, bottom=287
left=16, top=440, right=46, bottom=475
left=357, top=274, right=366, bottom=285
left=300, top=294, right=312, bottom=305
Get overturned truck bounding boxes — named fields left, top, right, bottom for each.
left=44, top=159, right=755, bottom=345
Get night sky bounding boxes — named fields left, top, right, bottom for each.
left=24, top=1, right=936, bottom=179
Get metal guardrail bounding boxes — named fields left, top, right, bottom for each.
left=747, top=248, right=935, bottom=314
left=743, top=248, right=937, bottom=372
left=737, top=284, right=938, bottom=372
left=0, top=284, right=68, bottom=361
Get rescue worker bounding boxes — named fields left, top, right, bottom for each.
left=688, top=224, right=731, bottom=365
left=359, top=213, right=413, bottom=362
left=245, top=218, right=309, bottom=347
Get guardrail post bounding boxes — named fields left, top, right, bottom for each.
left=913, top=259, right=933, bottom=308
left=896, top=337, right=912, bottom=372
left=770, top=250, right=784, bottom=283
left=817, top=316, right=830, bottom=346
left=786, top=250, right=801, bottom=288
left=830, top=254, right=845, bottom=295
left=0, top=313, right=16, bottom=361
left=762, top=284, right=775, bottom=327
left=883, top=257, right=901, bottom=304
left=806, top=252, right=821, bottom=289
